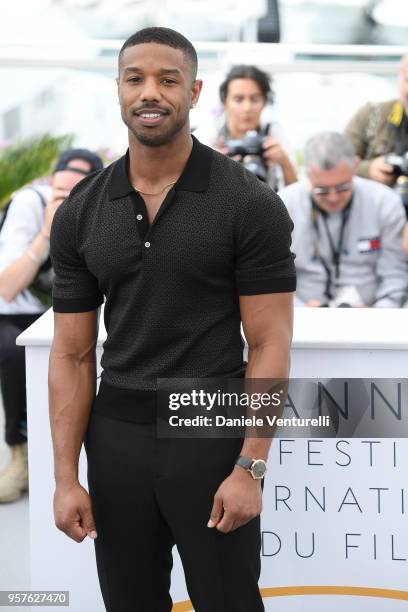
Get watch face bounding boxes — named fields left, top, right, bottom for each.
left=251, top=460, right=267, bottom=479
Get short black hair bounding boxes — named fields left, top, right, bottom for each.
left=119, top=27, right=198, bottom=80
left=219, top=65, right=274, bottom=104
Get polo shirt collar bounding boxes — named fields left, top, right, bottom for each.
left=108, top=135, right=213, bottom=200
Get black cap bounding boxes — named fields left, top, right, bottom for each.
left=53, top=148, right=103, bottom=175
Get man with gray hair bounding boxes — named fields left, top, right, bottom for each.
left=278, top=131, right=407, bottom=307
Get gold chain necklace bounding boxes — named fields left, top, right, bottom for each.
left=133, top=180, right=177, bottom=197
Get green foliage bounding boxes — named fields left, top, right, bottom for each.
left=0, top=133, right=73, bottom=209
left=28, top=283, right=53, bottom=309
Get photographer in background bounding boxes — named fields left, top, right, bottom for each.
left=0, top=148, right=103, bottom=503
left=345, top=54, right=408, bottom=211
left=194, top=65, right=297, bottom=190
left=278, top=132, right=407, bottom=308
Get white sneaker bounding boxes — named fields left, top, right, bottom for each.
left=0, top=442, right=29, bottom=503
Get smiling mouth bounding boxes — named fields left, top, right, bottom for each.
left=139, top=112, right=163, bottom=118
left=135, top=110, right=168, bottom=127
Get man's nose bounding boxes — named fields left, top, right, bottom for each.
left=241, top=99, right=252, bottom=112
left=326, top=191, right=340, bottom=203
left=140, top=78, right=161, bottom=102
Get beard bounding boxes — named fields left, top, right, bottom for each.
left=123, top=111, right=188, bottom=147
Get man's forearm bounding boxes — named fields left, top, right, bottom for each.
left=0, top=230, right=50, bottom=302
left=355, top=159, right=371, bottom=179
left=281, top=155, right=297, bottom=186
left=48, top=347, right=97, bottom=486
left=240, top=344, right=290, bottom=461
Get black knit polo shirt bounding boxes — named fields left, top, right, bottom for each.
left=50, top=136, right=296, bottom=392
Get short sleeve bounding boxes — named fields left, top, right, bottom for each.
left=50, top=198, right=104, bottom=313
left=235, top=187, right=297, bottom=295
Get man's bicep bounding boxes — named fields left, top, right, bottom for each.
left=52, top=310, right=100, bottom=359
left=240, top=292, right=294, bottom=349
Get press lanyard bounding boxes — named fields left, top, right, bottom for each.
left=311, top=199, right=352, bottom=301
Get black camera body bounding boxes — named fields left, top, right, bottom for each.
left=384, top=152, right=408, bottom=177
left=224, top=130, right=268, bottom=181
left=384, top=152, right=408, bottom=209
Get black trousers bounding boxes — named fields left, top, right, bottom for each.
left=84, top=396, right=265, bottom=612
left=0, top=314, right=41, bottom=446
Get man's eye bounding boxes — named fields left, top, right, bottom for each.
left=127, top=77, right=141, bottom=83
left=162, top=79, right=176, bottom=85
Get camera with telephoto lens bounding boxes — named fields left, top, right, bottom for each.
left=384, top=152, right=408, bottom=209
left=224, top=130, right=267, bottom=181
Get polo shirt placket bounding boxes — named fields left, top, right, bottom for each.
left=107, top=141, right=214, bottom=274
left=124, top=187, right=175, bottom=251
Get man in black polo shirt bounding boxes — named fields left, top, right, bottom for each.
left=49, top=27, right=296, bottom=612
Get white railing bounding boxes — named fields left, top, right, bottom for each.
left=0, top=42, right=406, bottom=73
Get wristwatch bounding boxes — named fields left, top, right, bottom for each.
left=235, top=456, right=267, bottom=480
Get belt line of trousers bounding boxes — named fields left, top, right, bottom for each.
left=84, top=405, right=265, bottom=612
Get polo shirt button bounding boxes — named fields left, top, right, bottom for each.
left=137, top=214, right=143, bottom=220
left=144, top=241, right=151, bottom=248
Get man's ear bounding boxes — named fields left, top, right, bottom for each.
left=191, top=79, right=203, bottom=107
left=354, top=156, right=360, bottom=171
left=116, top=76, right=120, bottom=102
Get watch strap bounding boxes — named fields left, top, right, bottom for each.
left=235, top=455, right=254, bottom=471
left=236, top=455, right=267, bottom=479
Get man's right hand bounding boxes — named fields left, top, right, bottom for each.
left=214, top=136, right=242, bottom=162
left=53, top=482, right=98, bottom=543
left=368, top=156, right=395, bottom=186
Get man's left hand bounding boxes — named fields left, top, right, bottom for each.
left=207, top=465, right=263, bottom=533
